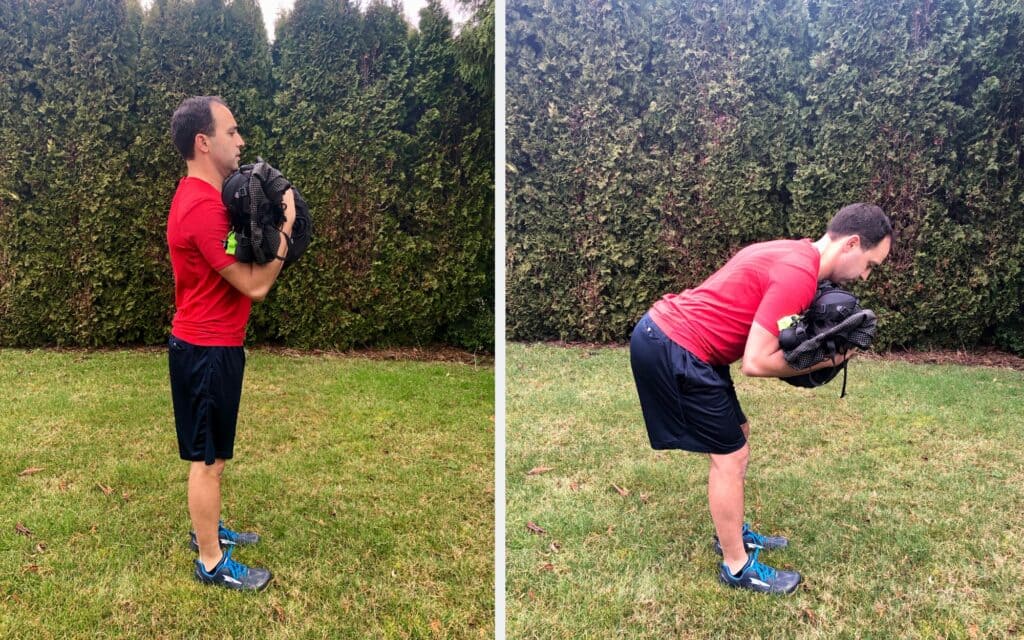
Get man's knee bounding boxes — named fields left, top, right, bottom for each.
left=709, top=444, right=750, bottom=476
left=191, top=459, right=226, bottom=479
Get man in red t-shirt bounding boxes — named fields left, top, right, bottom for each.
left=167, top=95, right=296, bottom=591
left=630, top=203, right=892, bottom=594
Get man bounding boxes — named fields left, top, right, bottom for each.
left=630, top=203, right=892, bottom=594
left=167, top=95, right=296, bottom=591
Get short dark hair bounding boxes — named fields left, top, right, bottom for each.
left=170, top=95, right=226, bottom=160
left=826, top=203, right=893, bottom=249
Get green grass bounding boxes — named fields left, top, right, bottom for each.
left=506, top=343, right=1024, bottom=640
left=0, top=348, right=494, bottom=639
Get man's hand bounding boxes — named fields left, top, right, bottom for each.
left=281, top=188, right=296, bottom=227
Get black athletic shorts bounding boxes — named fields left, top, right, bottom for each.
left=168, top=334, right=245, bottom=465
left=629, top=312, right=748, bottom=454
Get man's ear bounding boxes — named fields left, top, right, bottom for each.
left=845, top=235, right=861, bottom=251
left=194, top=133, right=209, bottom=155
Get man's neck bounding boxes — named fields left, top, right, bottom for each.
left=813, top=234, right=835, bottom=281
left=185, top=163, right=224, bottom=193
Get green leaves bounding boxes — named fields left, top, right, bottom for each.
left=508, top=0, right=1024, bottom=354
left=0, top=0, right=492, bottom=351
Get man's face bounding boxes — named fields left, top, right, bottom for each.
left=198, top=102, right=244, bottom=178
left=833, top=234, right=891, bottom=284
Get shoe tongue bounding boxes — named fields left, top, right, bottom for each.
left=215, top=546, right=233, bottom=570
left=743, top=549, right=760, bottom=571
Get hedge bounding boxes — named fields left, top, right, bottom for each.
left=0, top=0, right=493, bottom=351
left=507, top=0, right=1024, bottom=354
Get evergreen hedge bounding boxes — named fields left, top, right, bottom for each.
left=507, top=0, right=1024, bottom=354
left=0, top=0, right=493, bottom=350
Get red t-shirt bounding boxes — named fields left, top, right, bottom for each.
left=649, top=239, right=820, bottom=366
left=167, top=176, right=251, bottom=346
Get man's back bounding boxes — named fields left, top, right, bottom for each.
left=649, top=238, right=820, bottom=365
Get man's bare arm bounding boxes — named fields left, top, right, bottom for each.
left=217, top=188, right=296, bottom=302
left=740, top=321, right=854, bottom=378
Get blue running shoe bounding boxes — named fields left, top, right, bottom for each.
left=189, top=520, right=261, bottom=552
left=718, top=548, right=801, bottom=594
left=712, top=522, right=788, bottom=556
left=194, top=545, right=272, bottom=591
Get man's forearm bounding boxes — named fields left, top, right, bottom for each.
left=742, top=349, right=850, bottom=378
left=218, top=187, right=298, bottom=301
left=251, top=227, right=293, bottom=286
left=226, top=226, right=292, bottom=300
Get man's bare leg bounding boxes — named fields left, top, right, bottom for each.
left=708, top=441, right=750, bottom=575
left=189, top=459, right=225, bottom=572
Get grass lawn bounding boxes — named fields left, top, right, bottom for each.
left=507, top=343, right=1024, bottom=639
left=0, top=348, right=494, bottom=640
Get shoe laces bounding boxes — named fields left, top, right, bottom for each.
left=747, top=549, right=777, bottom=582
left=220, top=546, right=250, bottom=579
left=218, top=521, right=240, bottom=543
left=743, top=523, right=767, bottom=547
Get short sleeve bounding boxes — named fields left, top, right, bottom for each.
left=753, top=263, right=817, bottom=336
left=183, top=199, right=236, bottom=272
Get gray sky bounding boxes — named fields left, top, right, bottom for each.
left=258, top=0, right=471, bottom=38
left=138, top=0, right=471, bottom=40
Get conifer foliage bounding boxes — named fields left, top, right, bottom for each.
left=0, top=0, right=493, bottom=350
left=507, top=0, right=1024, bottom=354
